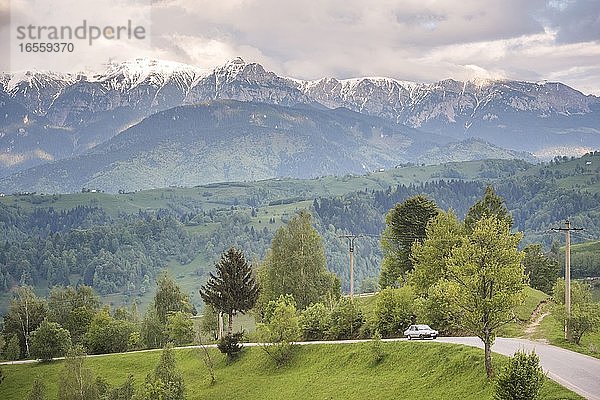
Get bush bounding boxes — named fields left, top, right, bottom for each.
left=373, top=287, right=415, bottom=337
left=328, top=298, right=364, bottom=340
left=167, top=312, right=195, bottom=346
left=258, top=295, right=301, bottom=365
left=30, top=319, right=72, bottom=361
left=416, top=285, right=459, bottom=336
left=217, top=332, right=244, bottom=360
left=495, top=351, right=544, bottom=400
left=28, top=376, right=46, bottom=400
left=3, top=335, right=21, bottom=360
left=552, top=278, right=600, bottom=344
left=133, top=343, right=185, bottom=400
left=370, top=330, right=386, bottom=364
left=299, top=303, right=330, bottom=341
left=84, top=310, right=135, bottom=354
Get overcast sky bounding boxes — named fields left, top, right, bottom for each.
left=1, top=0, right=599, bottom=94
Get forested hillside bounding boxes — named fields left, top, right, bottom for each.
left=0, top=153, right=598, bottom=312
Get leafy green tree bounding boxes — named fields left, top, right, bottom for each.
left=84, top=309, right=135, bottom=354
left=380, top=195, right=438, bottom=288
left=299, top=303, right=330, bottom=341
left=464, top=186, right=512, bottom=233
left=552, top=278, right=592, bottom=306
left=199, top=305, right=219, bottom=340
left=2, top=286, right=48, bottom=358
left=127, top=332, right=142, bottom=351
left=495, top=351, right=544, bottom=400
left=552, top=279, right=600, bottom=344
left=522, top=244, right=560, bottom=294
left=134, top=343, right=185, bottom=400
left=166, top=312, right=195, bottom=346
left=154, top=272, right=193, bottom=325
left=438, top=216, right=526, bottom=378
left=416, top=284, right=460, bottom=336
left=30, top=319, right=72, bottom=361
left=373, top=286, right=415, bottom=337
left=258, top=295, right=301, bottom=365
left=47, top=285, right=100, bottom=344
left=58, top=346, right=98, bottom=400
left=140, top=307, right=167, bottom=349
left=258, top=211, right=340, bottom=311
left=28, top=376, right=47, bottom=400
left=327, top=298, right=364, bottom=340
left=410, top=210, right=465, bottom=295
left=410, top=210, right=467, bottom=335
left=200, top=247, right=259, bottom=335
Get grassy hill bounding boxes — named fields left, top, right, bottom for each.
left=0, top=158, right=527, bottom=215
left=0, top=342, right=582, bottom=400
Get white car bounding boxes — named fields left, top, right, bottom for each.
left=404, top=324, right=438, bottom=340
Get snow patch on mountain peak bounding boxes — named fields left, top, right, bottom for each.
left=89, top=58, right=209, bottom=90
left=2, top=70, right=76, bottom=93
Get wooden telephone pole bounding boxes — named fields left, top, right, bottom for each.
left=552, top=220, right=583, bottom=340
left=339, top=234, right=362, bottom=299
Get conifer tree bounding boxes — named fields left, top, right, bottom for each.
left=464, top=186, right=512, bottom=232
left=200, top=247, right=259, bottom=334
left=380, top=195, right=439, bottom=287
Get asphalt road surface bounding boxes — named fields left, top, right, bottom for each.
left=2, top=337, right=599, bottom=399
left=436, top=337, right=600, bottom=400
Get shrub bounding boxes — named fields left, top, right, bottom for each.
left=370, top=330, right=386, bottom=364
left=30, top=319, right=72, bottom=361
left=552, top=279, right=600, bottom=344
left=373, top=287, right=415, bottom=337
left=84, top=309, right=135, bottom=354
left=495, top=351, right=544, bottom=400
left=3, top=335, right=21, bottom=360
left=416, top=285, right=459, bottom=336
left=217, top=332, right=244, bottom=360
left=328, top=298, right=364, bottom=340
left=167, top=311, right=195, bottom=346
left=299, top=303, right=330, bottom=341
left=258, top=295, right=301, bottom=365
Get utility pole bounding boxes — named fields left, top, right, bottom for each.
left=552, top=220, right=583, bottom=341
left=339, top=234, right=362, bottom=299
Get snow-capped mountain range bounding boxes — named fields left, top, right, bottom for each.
left=1, top=57, right=599, bottom=191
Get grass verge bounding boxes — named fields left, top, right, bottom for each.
left=0, top=341, right=582, bottom=400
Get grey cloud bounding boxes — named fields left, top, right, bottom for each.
left=542, top=0, right=600, bottom=43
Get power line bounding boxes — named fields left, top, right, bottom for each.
left=338, top=234, right=364, bottom=299
left=551, top=220, right=583, bottom=341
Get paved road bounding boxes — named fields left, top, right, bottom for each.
left=2, top=337, right=599, bottom=399
left=436, top=337, right=600, bottom=400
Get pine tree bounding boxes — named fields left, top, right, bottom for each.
left=380, top=195, right=438, bottom=287
left=200, top=247, right=259, bottom=334
left=464, top=186, right=512, bottom=232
